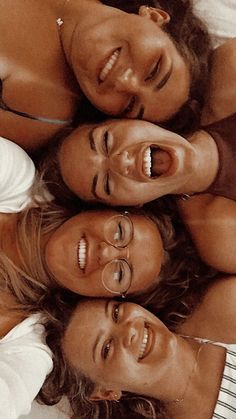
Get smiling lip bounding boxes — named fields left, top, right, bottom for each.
left=138, top=324, right=153, bottom=361
left=77, top=236, right=87, bottom=272
left=98, top=48, right=121, bottom=83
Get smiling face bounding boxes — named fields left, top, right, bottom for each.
left=70, top=2, right=191, bottom=123
left=59, top=119, right=197, bottom=206
left=63, top=299, right=176, bottom=397
left=44, top=210, right=164, bottom=297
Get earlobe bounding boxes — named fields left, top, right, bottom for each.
left=138, top=6, right=170, bottom=26
left=90, top=386, right=122, bottom=401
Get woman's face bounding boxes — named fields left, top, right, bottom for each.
left=45, top=210, right=164, bottom=296
left=70, top=2, right=190, bottom=123
left=59, top=119, right=197, bottom=206
left=63, top=299, right=176, bottom=397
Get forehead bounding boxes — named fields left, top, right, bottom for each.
left=64, top=300, right=106, bottom=365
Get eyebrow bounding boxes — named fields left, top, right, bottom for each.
left=92, top=301, right=110, bottom=363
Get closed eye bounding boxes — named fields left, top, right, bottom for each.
left=103, top=130, right=109, bottom=154
left=122, top=95, right=136, bottom=117
left=104, top=172, right=111, bottom=195
left=145, top=57, right=161, bottom=82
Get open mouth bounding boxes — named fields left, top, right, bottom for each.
left=77, top=236, right=87, bottom=272
left=143, top=146, right=172, bottom=178
left=138, top=324, right=153, bottom=361
left=99, top=48, right=121, bottom=83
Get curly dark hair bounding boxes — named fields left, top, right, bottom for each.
left=100, top=0, right=213, bottom=133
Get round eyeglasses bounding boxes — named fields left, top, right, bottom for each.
left=101, top=214, right=133, bottom=298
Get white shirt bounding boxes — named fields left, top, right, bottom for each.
left=0, top=137, right=35, bottom=213
left=0, top=315, right=52, bottom=419
left=193, top=0, right=236, bottom=48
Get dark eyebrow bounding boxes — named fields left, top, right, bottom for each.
left=89, top=127, right=97, bottom=151
left=92, top=301, right=110, bottom=363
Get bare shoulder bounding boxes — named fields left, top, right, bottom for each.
left=178, top=194, right=236, bottom=273
left=179, top=276, right=236, bottom=342
left=202, top=38, right=236, bottom=124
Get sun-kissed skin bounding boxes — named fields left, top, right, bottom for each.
left=0, top=207, right=163, bottom=339
left=44, top=209, right=164, bottom=297
left=0, top=0, right=83, bottom=151
left=0, top=0, right=195, bottom=150
left=59, top=115, right=236, bottom=274
left=201, top=38, right=236, bottom=125
left=63, top=289, right=235, bottom=419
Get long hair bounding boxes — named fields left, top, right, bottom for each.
left=101, top=0, right=213, bottom=133
left=39, top=293, right=169, bottom=419
left=38, top=205, right=217, bottom=418
left=0, top=199, right=77, bottom=313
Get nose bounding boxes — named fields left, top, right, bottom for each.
left=122, top=322, right=139, bottom=348
left=109, top=151, right=135, bottom=176
left=98, top=242, right=129, bottom=265
left=115, top=68, right=140, bottom=94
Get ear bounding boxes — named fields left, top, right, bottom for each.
left=89, top=386, right=122, bottom=402
left=138, top=6, right=170, bottom=26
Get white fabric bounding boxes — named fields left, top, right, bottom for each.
left=20, top=398, right=71, bottom=419
left=193, top=0, right=236, bottom=48
left=0, top=315, right=53, bottom=419
left=0, top=136, right=35, bottom=213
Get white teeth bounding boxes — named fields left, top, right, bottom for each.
left=99, top=49, right=120, bottom=82
left=78, top=238, right=87, bottom=271
left=138, top=327, right=149, bottom=360
left=143, top=147, right=152, bottom=177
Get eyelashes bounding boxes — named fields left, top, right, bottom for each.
left=101, top=304, right=121, bottom=360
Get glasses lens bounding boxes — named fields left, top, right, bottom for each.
left=104, top=215, right=133, bottom=248
left=102, top=259, right=132, bottom=295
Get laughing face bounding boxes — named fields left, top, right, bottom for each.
left=44, top=210, right=164, bottom=297
left=70, top=2, right=190, bottom=123
left=63, top=299, right=176, bottom=397
left=59, top=119, right=197, bottom=206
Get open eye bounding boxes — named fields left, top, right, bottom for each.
left=112, top=304, right=120, bottom=323
left=102, top=339, right=112, bottom=360
left=145, top=57, right=161, bottom=82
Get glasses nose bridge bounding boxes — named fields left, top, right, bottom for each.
left=99, top=241, right=129, bottom=265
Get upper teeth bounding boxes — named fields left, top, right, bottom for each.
left=77, top=238, right=87, bottom=270
left=143, top=147, right=152, bottom=177
left=99, top=49, right=120, bottom=82
left=138, top=327, right=149, bottom=360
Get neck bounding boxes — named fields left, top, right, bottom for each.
left=177, top=130, right=219, bottom=195
left=147, top=336, right=202, bottom=403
